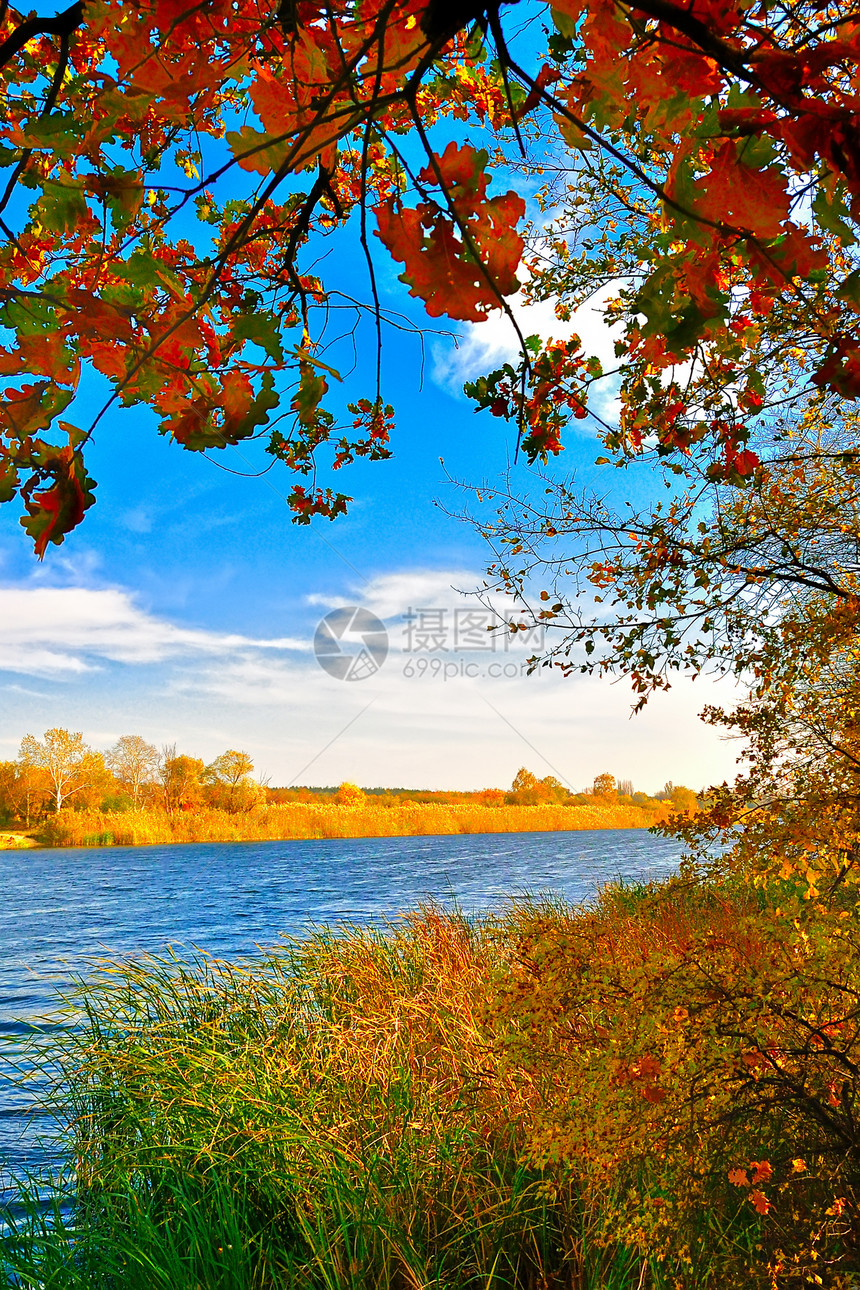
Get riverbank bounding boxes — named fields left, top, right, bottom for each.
left=2, top=875, right=855, bottom=1288
left=0, top=830, right=39, bottom=849
left=33, top=800, right=671, bottom=848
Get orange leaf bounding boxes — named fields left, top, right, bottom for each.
left=375, top=146, right=525, bottom=322
left=750, top=1189, right=771, bottom=1215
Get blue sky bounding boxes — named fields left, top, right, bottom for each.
left=0, top=263, right=741, bottom=792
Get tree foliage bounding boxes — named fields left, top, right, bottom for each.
left=203, top=749, right=264, bottom=812
left=158, top=746, right=206, bottom=815
left=0, top=0, right=859, bottom=550
left=18, top=727, right=108, bottom=812
left=106, top=734, right=159, bottom=806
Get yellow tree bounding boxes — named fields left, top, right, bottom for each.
left=0, top=757, right=48, bottom=825
left=203, top=750, right=263, bottom=814
left=335, top=783, right=366, bottom=807
left=592, top=773, right=618, bottom=802
left=158, top=746, right=205, bottom=816
left=507, top=768, right=567, bottom=805
left=19, top=728, right=107, bottom=813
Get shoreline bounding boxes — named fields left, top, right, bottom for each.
left=0, top=830, right=40, bottom=850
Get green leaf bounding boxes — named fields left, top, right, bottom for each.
left=293, top=346, right=342, bottom=380
left=231, top=313, right=285, bottom=363
left=551, top=5, right=578, bottom=37
left=34, top=174, right=88, bottom=234
left=1, top=382, right=74, bottom=440
left=21, top=111, right=83, bottom=157
left=0, top=294, right=59, bottom=337
left=292, top=362, right=328, bottom=428
left=0, top=455, right=18, bottom=502
left=116, top=250, right=183, bottom=297
left=837, top=268, right=860, bottom=309
left=101, top=168, right=144, bottom=231
left=232, top=370, right=279, bottom=440
left=813, top=186, right=857, bottom=246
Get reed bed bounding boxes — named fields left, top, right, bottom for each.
left=37, top=800, right=668, bottom=849
left=3, top=880, right=857, bottom=1287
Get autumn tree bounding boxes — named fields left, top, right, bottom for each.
left=106, top=735, right=159, bottom=807
left=506, top=767, right=569, bottom=805
left=0, top=760, right=35, bottom=824
left=0, top=758, right=48, bottom=824
left=12, top=742, right=50, bottom=824
left=335, top=782, right=366, bottom=807
left=158, top=746, right=205, bottom=815
left=670, top=615, right=860, bottom=896
left=203, top=750, right=264, bottom=813
left=19, top=728, right=108, bottom=813
left=591, top=773, right=617, bottom=802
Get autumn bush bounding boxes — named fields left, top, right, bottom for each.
left=37, top=799, right=669, bottom=848
left=3, top=879, right=858, bottom=1288
left=489, top=879, right=860, bottom=1285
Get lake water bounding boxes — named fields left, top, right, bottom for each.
left=0, top=829, right=681, bottom=1195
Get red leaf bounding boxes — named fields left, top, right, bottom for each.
left=641, top=1085, right=668, bottom=1103
left=516, top=64, right=562, bottom=121
left=20, top=431, right=96, bottom=558
left=375, top=144, right=525, bottom=321
left=693, top=141, right=789, bottom=238
left=750, top=1189, right=771, bottom=1215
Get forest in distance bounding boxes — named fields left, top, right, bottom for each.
left=0, top=728, right=695, bottom=848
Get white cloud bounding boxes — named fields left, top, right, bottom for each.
left=171, top=567, right=741, bottom=793
left=0, top=570, right=741, bottom=795
left=360, top=569, right=481, bottom=622
left=0, top=585, right=307, bottom=677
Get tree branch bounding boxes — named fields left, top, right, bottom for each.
left=0, top=0, right=82, bottom=69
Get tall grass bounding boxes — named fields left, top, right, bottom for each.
left=2, top=911, right=606, bottom=1289
left=38, top=800, right=669, bottom=848
left=4, top=881, right=856, bottom=1288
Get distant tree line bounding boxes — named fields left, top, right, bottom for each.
left=0, top=730, right=264, bottom=824
left=0, top=733, right=699, bottom=828
left=267, top=770, right=699, bottom=812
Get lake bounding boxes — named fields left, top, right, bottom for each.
left=0, top=828, right=682, bottom=1193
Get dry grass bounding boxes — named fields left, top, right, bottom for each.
left=38, top=800, right=669, bottom=848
